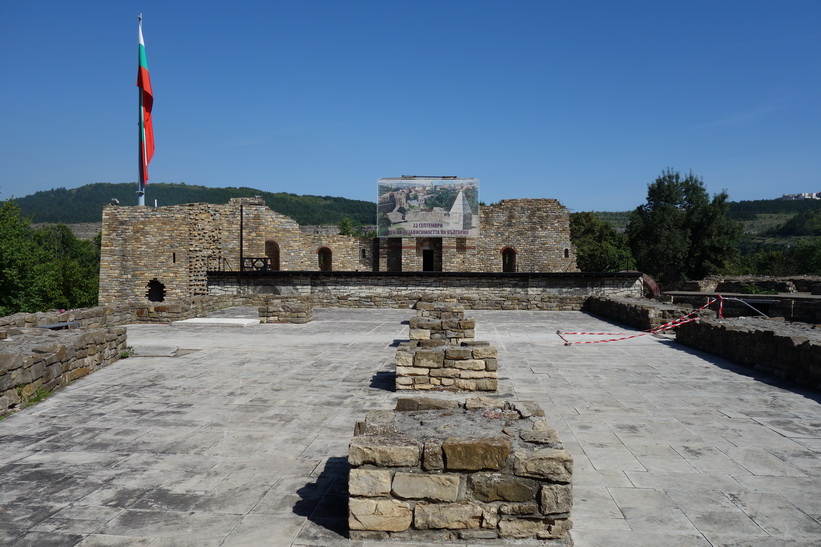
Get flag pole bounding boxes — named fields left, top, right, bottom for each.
left=137, top=13, right=153, bottom=206
left=137, top=14, right=145, bottom=206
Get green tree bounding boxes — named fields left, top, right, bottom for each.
left=790, top=238, right=821, bottom=274
left=0, top=200, right=99, bottom=315
left=570, top=212, right=635, bottom=272
left=626, top=169, right=741, bottom=288
left=338, top=216, right=356, bottom=236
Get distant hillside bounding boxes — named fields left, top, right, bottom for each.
left=13, top=183, right=376, bottom=226
left=590, top=199, right=821, bottom=248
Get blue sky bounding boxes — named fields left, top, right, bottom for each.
left=2, top=1, right=819, bottom=212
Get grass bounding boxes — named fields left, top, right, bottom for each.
left=14, top=384, right=53, bottom=411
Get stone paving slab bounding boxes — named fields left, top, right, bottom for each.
left=0, top=308, right=818, bottom=546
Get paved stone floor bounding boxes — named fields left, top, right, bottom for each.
left=0, top=308, right=819, bottom=546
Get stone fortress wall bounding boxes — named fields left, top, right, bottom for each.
left=99, top=197, right=578, bottom=306
left=99, top=197, right=369, bottom=306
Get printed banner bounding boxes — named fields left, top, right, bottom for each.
left=377, top=177, right=480, bottom=238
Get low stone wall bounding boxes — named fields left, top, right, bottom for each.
left=682, top=275, right=821, bottom=294
left=132, top=295, right=252, bottom=323
left=676, top=317, right=821, bottom=391
left=0, top=305, right=134, bottom=330
left=396, top=344, right=499, bottom=391
left=584, top=296, right=691, bottom=331
left=0, top=326, right=128, bottom=416
left=348, top=397, right=573, bottom=543
left=396, top=303, right=499, bottom=391
left=666, top=292, right=821, bottom=324
left=258, top=300, right=313, bottom=324
left=409, top=302, right=476, bottom=344
left=207, top=271, right=644, bottom=307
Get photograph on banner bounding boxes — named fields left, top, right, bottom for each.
left=377, top=177, right=480, bottom=238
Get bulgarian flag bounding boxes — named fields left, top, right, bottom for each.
left=137, top=15, right=154, bottom=184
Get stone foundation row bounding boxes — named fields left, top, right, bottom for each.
left=395, top=303, right=499, bottom=392
left=395, top=343, right=499, bottom=391
left=0, top=327, right=127, bottom=416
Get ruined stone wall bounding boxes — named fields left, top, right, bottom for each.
left=258, top=299, right=313, bottom=324
left=348, top=398, right=573, bottom=542
left=207, top=272, right=644, bottom=306
left=0, top=306, right=134, bottom=330
left=100, top=197, right=578, bottom=303
left=378, top=199, right=578, bottom=273
left=100, top=205, right=191, bottom=305
left=0, top=327, right=127, bottom=416
left=676, top=317, right=821, bottom=391
left=668, top=293, right=821, bottom=324
left=682, top=275, right=821, bottom=294
left=470, top=199, right=577, bottom=273
left=395, top=303, right=499, bottom=391
left=585, top=296, right=692, bottom=331
left=99, top=198, right=372, bottom=306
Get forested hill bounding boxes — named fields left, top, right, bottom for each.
left=13, top=183, right=376, bottom=226
left=594, top=198, right=821, bottom=231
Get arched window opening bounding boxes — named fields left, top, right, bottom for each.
left=502, top=247, right=517, bottom=273
left=361, top=248, right=368, bottom=261
left=564, top=248, right=570, bottom=258
left=146, top=278, right=166, bottom=302
left=318, top=247, right=332, bottom=272
left=265, top=240, right=280, bottom=271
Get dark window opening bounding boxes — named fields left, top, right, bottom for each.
left=502, top=247, right=517, bottom=273
left=172, top=252, right=176, bottom=263
left=265, top=240, right=281, bottom=271
left=146, top=278, right=166, bottom=302
left=318, top=247, right=332, bottom=272
left=564, top=248, right=570, bottom=258
left=422, top=249, right=434, bottom=271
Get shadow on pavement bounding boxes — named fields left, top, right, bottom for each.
left=293, top=457, right=350, bottom=540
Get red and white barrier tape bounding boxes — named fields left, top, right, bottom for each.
left=557, top=295, right=723, bottom=346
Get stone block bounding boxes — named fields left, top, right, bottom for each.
left=414, top=502, right=483, bottom=530
left=499, top=502, right=539, bottom=516
left=349, top=437, right=421, bottom=467
left=454, top=378, right=498, bottom=391
left=540, top=483, right=573, bottom=514
left=409, top=329, right=430, bottom=340
left=395, top=398, right=460, bottom=411
left=465, top=396, right=504, bottom=410
left=443, top=437, right=511, bottom=471
left=513, top=449, right=573, bottom=483
left=349, top=498, right=412, bottom=532
left=472, top=346, right=498, bottom=359
left=423, top=439, right=444, bottom=471
left=445, top=347, right=473, bottom=360
left=458, top=370, right=494, bottom=379
left=513, top=401, right=545, bottom=418
left=414, top=350, right=444, bottom=369
left=395, top=351, right=413, bottom=367
left=354, top=421, right=399, bottom=437
left=470, top=473, right=539, bottom=502
left=392, top=472, right=460, bottom=502
left=520, top=428, right=560, bottom=445
left=498, top=517, right=569, bottom=538
left=396, top=366, right=429, bottom=377
left=450, top=359, right=487, bottom=371
left=350, top=468, right=392, bottom=497
left=0, top=353, right=23, bottom=373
